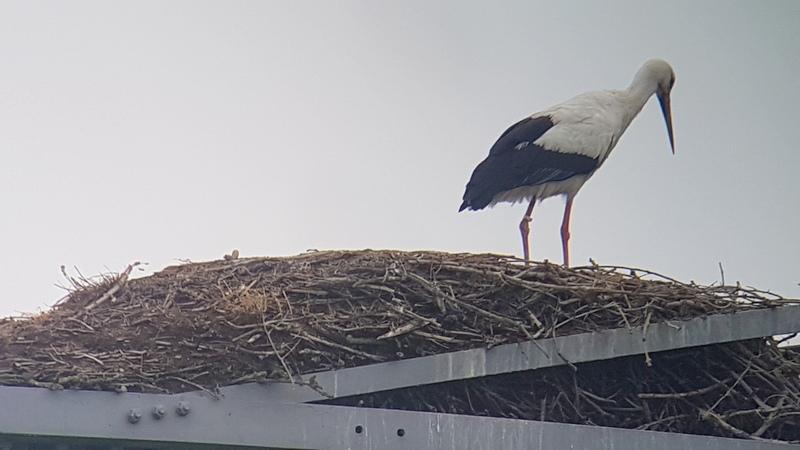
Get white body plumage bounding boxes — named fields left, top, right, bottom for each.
left=488, top=88, right=652, bottom=206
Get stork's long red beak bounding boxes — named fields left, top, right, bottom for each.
left=657, top=90, right=675, bottom=154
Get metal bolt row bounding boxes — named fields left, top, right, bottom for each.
left=353, top=425, right=406, bottom=437
left=127, top=402, right=190, bottom=424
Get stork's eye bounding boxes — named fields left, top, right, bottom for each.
left=669, top=75, right=676, bottom=88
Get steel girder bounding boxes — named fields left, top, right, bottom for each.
left=0, top=385, right=795, bottom=449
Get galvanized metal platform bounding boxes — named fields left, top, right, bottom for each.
left=2, top=305, right=798, bottom=449
left=218, top=305, right=800, bottom=403
left=0, top=388, right=795, bottom=450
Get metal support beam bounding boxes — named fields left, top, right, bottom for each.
left=0, top=385, right=793, bottom=449
left=216, top=305, right=800, bottom=403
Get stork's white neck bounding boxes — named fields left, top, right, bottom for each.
left=628, top=64, right=662, bottom=97
left=619, top=68, right=660, bottom=125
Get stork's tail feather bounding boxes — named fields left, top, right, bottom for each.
left=459, top=194, right=491, bottom=212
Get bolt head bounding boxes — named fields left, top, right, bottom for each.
left=152, top=405, right=166, bottom=419
left=127, top=409, right=142, bottom=424
left=176, top=401, right=191, bottom=416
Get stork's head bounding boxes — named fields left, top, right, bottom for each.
left=634, top=59, right=676, bottom=153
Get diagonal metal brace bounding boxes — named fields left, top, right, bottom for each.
left=216, top=305, right=800, bottom=403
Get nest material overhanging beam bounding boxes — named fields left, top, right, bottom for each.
left=1, top=306, right=797, bottom=448
left=215, top=305, right=800, bottom=403
left=0, top=385, right=794, bottom=450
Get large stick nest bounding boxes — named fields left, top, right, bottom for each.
left=0, top=250, right=798, bottom=441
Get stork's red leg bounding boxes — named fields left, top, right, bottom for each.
left=519, top=198, right=536, bottom=265
left=560, top=197, right=574, bottom=267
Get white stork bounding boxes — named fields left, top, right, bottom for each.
left=459, top=59, right=676, bottom=266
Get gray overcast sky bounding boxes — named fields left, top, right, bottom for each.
left=1, top=1, right=798, bottom=316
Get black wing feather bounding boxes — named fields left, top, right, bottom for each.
left=460, top=115, right=598, bottom=211
left=489, top=116, right=554, bottom=155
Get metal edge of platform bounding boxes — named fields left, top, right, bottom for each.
left=0, top=385, right=795, bottom=449
left=214, top=305, right=800, bottom=403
